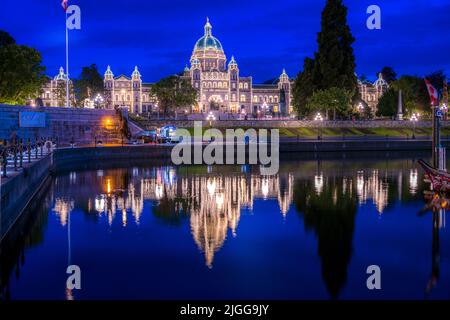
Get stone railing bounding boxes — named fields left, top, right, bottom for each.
left=132, top=119, right=449, bottom=129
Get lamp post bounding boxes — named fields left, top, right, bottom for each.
left=410, top=112, right=419, bottom=139
left=314, top=112, right=324, bottom=140
left=206, top=111, right=216, bottom=127
left=441, top=103, right=448, bottom=121
left=94, top=94, right=104, bottom=109
left=262, top=101, right=268, bottom=119
left=357, top=102, right=364, bottom=119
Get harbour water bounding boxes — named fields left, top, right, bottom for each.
left=1, top=154, right=449, bottom=300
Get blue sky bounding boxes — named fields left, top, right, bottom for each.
left=0, top=0, right=449, bottom=83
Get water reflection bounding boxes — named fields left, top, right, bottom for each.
left=2, top=158, right=449, bottom=300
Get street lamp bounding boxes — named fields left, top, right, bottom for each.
left=206, top=111, right=216, bottom=127
left=410, top=112, right=419, bottom=139
left=262, top=101, right=268, bottom=118
left=314, top=112, right=324, bottom=140
left=94, top=94, right=104, bottom=109
left=441, top=103, right=448, bottom=121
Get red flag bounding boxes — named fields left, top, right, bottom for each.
left=425, top=78, right=439, bottom=106
left=61, top=0, right=68, bottom=12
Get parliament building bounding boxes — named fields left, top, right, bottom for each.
left=31, top=18, right=388, bottom=117
left=103, top=18, right=293, bottom=116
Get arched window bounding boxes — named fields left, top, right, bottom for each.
left=239, top=83, right=243, bottom=89
left=240, top=95, right=246, bottom=102
left=253, top=96, right=258, bottom=102
left=244, top=83, right=248, bottom=89
left=269, top=96, right=273, bottom=103
left=218, top=82, right=222, bottom=88
left=274, top=96, right=278, bottom=103
left=224, top=82, right=227, bottom=88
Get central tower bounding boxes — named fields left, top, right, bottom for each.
left=191, top=18, right=227, bottom=72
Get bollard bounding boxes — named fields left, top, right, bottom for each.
left=27, top=138, right=31, bottom=163
left=19, top=138, right=23, bottom=168
left=13, top=140, right=18, bottom=171
left=35, top=138, right=38, bottom=159
left=1, top=141, right=7, bottom=178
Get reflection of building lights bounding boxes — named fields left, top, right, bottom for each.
left=356, top=171, right=364, bottom=198
left=207, top=179, right=216, bottom=196
left=409, top=169, right=418, bottom=195
left=216, top=193, right=224, bottom=208
left=106, top=179, right=112, bottom=194
left=262, top=180, right=269, bottom=199
left=155, top=184, right=164, bottom=200
left=122, top=208, right=127, bottom=227
left=314, top=174, right=324, bottom=195
left=53, top=198, right=74, bottom=226
left=95, top=196, right=105, bottom=213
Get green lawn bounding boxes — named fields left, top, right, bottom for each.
left=176, top=126, right=450, bottom=138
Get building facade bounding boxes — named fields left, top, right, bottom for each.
left=103, top=66, right=157, bottom=114
left=103, top=18, right=293, bottom=116
left=358, top=73, right=389, bottom=112
left=186, top=18, right=292, bottom=116
left=28, top=67, right=75, bottom=107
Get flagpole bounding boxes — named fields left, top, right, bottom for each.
left=65, top=10, right=70, bottom=108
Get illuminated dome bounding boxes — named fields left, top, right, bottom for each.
left=374, top=73, right=388, bottom=88
left=54, top=67, right=68, bottom=81
left=193, top=18, right=224, bottom=52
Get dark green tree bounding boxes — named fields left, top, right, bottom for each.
left=306, top=87, right=352, bottom=120
left=0, top=31, right=46, bottom=105
left=292, top=0, right=358, bottom=116
left=292, top=58, right=318, bottom=117
left=315, top=0, right=357, bottom=95
left=0, top=30, right=15, bottom=47
left=74, top=64, right=104, bottom=106
left=376, top=88, right=397, bottom=118
left=150, top=75, right=197, bottom=115
left=377, top=66, right=397, bottom=84
left=391, top=76, right=429, bottom=116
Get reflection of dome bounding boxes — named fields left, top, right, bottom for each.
left=193, top=17, right=223, bottom=52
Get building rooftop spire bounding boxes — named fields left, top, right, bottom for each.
left=204, top=17, right=212, bottom=36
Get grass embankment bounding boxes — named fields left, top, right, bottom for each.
left=179, top=127, right=450, bottom=138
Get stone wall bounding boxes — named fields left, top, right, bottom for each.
left=0, top=104, right=122, bottom=145
left=134, top=119, right=449, bottom=129
left=0, top=154, right=52, bottom=240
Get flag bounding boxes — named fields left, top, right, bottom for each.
left=62, top=0, right=68, bottom=12
left=425, top=78, right=439, bottom=106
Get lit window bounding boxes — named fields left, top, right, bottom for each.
left=244, top=83, right=248, bottom=89
left=239, top=83, right=243, bottom=89
left=232, top=94, right=236, bottom=101
left=240, top=95, right=246, bottom=102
